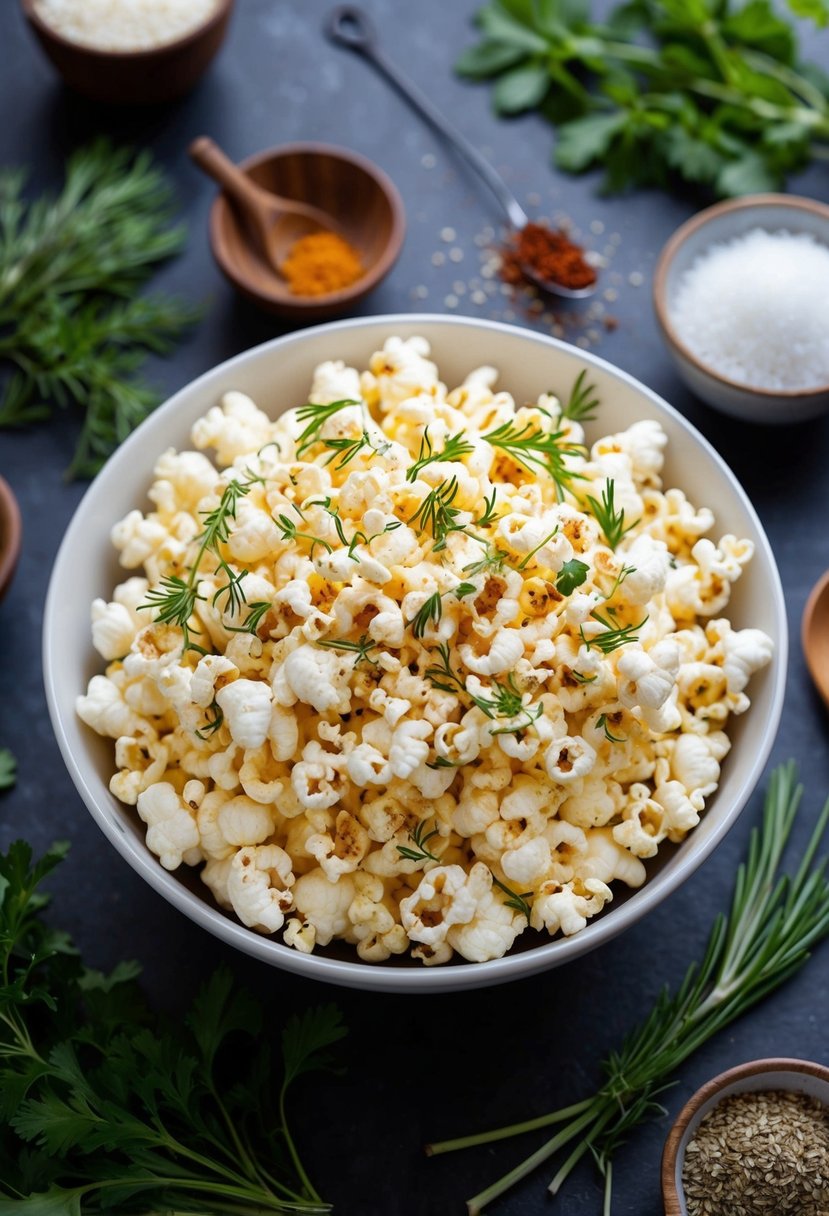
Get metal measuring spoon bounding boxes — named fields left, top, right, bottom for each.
left=326, top=5, right=597, bottom=300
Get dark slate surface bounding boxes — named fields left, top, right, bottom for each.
left=1, top=4, right=828, bottom=1215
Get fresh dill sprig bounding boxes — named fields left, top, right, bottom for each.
left=560, top=369, right=600, bottom=422
left=584, top=479, right=638, bottom=549
left=397, top=820, right=441, bottom=864
left=407, top=428, right=475, bottom=481
left=427, top=756, right=463, bottom=771
left=491, top=874, right=532, bottom=921
left=316, top=635, right=378, bottom=665
left=409, top=592, right=443, bottom=640
left=427, top=762, right=829, bottom=1216
left=294, top=398, right=361, bottom=457
left=482, top=420, right=584, bottom=498
left=582, top=610, right=647, bottom=655
left=140, top=478, right=255, bottom=653
left=0, top=141, right=199, bottom=478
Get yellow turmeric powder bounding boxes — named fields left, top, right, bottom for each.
left=281, top=230, right=364, bottom=296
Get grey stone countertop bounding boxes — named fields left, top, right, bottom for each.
left=1, top=3, right=828, bottom=1214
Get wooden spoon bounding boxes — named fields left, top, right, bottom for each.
left=802, top=570, right=829, bottom=709
left=189, top=137, right=340, bottom=276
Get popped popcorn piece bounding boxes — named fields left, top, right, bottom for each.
left=227, top=844, right=295, bottom=933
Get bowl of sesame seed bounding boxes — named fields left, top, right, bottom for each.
left=662, top=1057, right=829, bottom=1216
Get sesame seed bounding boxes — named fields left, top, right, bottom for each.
left=431, top=252, right=445, bottom=267
left=440, top=226, right=457, bottom=242
left=449, top=247, right=464, bottom=263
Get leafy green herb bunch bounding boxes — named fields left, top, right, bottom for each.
left=0, top=839, right=345, bottom=1214
left=0, top=141, right=200, bottom=478
left=456, top=0, right=829, bottom=196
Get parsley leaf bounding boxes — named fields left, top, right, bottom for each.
left=0, top=748, right=15, bottom=791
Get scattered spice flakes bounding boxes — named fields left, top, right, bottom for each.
left=682, top=1089, right=829, bottom=1216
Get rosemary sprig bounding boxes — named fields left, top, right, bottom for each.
left=195, top=699, right=224, bottom=741
left=275, top=512, right=333, bottom=557
left=515, top=528, right=559, bottom=572
left=560, top=370, right=600, bottom=422
left=581, top=610, right=647, bottom=655
left=321, top=431, right=377, bottom=469
left=427, top=762, right=829, bottom=1216
left=407, top=478, right=465, bottom=551
left=406, top=428, right=475, bottom=481
left=482, top=421, right=584, bottom=498
left=424, top=645, right=540, bottom=735
left=491, top=874, right=532, bottom=920
left=584, top=480, right=637, bottom=550
left=140, top=479, right=255, bottom=653
left=596, top=713, right=626, bottom=744
left=474, top=488, right=501, bottom=528
left=316, top=635, right=378, bottom=665
left=294, top=398, right=360, bottom=457
left=0, top=141, right=199, bottom=478
left=396, top=820, right=441, bottom=864
left=409, top=592, right=443, bottom=640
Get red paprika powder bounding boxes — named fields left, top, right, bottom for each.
left=500, top=222, right=597, bottom=292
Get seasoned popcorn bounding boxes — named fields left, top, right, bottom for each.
left=77, top=336, right=773, bottom=965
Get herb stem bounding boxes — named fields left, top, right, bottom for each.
left=426, top=1097, right=593, bottom=1155
left=279, top=1084, right=323, bottom=1205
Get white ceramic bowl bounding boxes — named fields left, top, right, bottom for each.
left=653, top=193, right=829, bottom=424
left=43, top=315, right=787, bottom=993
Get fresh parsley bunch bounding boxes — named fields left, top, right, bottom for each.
left=456, top=0, right=829, bottom=196
left=0, top=839, right=345, bottom=1214
left=0, top=141, right=200, bottom=478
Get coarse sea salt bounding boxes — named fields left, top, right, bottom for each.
left=670, top=228, right=829, bottom=392
left=33, top=0, right=220, bottom=52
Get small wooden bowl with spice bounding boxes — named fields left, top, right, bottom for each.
left=662, top=1058, right=829, bottom=1216
left=205, top=142, right=405, bottom=321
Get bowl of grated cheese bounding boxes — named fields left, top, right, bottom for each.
left=653, top=194, right=829, bottom=425
left=21, top=0, right=234, bottom=105
left=43, top=315, right=787, bottom=992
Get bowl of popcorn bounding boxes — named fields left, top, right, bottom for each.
left=44, top=315, right=786, bottom=992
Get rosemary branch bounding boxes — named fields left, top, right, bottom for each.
left=426, top=762, right=829, bottom=1215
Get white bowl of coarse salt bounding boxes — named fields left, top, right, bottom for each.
left=22, top=0, right=234, bottom=105
left=653, top=194, right=829, bottom=424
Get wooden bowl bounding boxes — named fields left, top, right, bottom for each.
left=0, top=476, right=22, bottom=603
left=20, top=0, right=234, bottom=105
left=661, top=1057, right=829, bottom=1215
left=207, top=142, right=406, bottom=320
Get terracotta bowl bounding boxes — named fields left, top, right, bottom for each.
left=207, top=142, right=406, bottom=320
left=20, top=0, right=234, bottom=105
left=661, top=1057, right=829, bottom=1215
left=0, top=476, right=22, bottom=603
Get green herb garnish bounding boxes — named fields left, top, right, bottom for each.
left=0, top=838, right=345, bottom=1213
left=294, top=398, right=361, bottom=457
left=555, top=558, right=590, bottom=595
left=483, top=420, right=584, bottom=498
left=584, top=480, right=637, bottom=550
left=596, top=712, right=626, bottom=743
left=140, top=478, right=255, bottom=653
left=407, top=477, right=465, bottom=550
left=0, top=141, right=199, bottom=478
left=424, top=645, right=540, bottom=735
left=455, top=0, right=829, bottom=198
left=316, top=634, right=379, bottom=665
left=0, top=748, right=17, bottom=791
left=397, top=820, right=441, bottom=864
left=491, top=874, right=532, bottom=920
left=427, top=762, right=829, bottom=1215
left=195, top=699, right=224, bottom=740
left=582, top=610, right=647, bottom=655
left=409, top=592, right=443, bottom=639
left=561, top=370, right=600, bottom=422
left=407, top=428, right=475, bottom=481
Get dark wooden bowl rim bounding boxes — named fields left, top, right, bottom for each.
left=21, top=0, right=232, bottom=60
